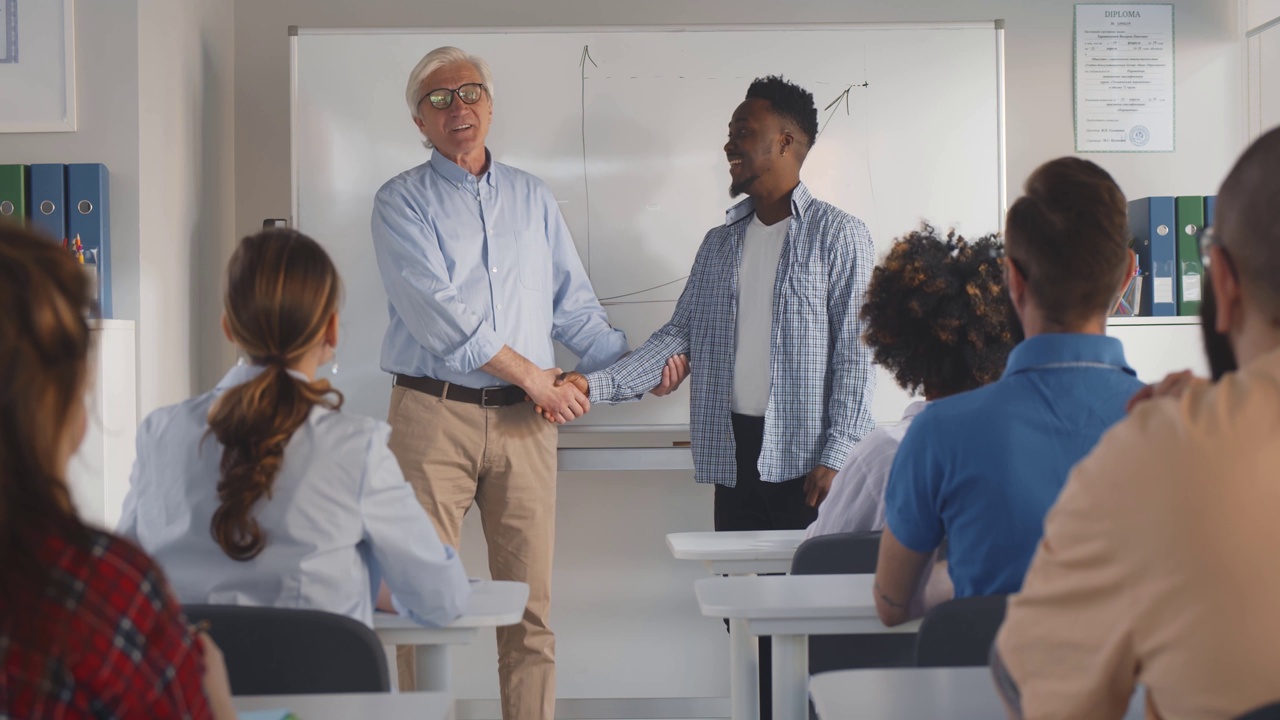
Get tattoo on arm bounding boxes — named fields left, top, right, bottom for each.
left=874, top=581, right=908, bottom=610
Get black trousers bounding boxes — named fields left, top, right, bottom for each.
left=715, top=414, right=818, bottom=720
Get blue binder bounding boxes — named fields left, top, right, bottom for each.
left=28, top=164, right=67, bottom=242
left=1205, top=195, right=1217, bottom=229
left=1128, top=196, right=1177, bottom=317
left=66, top=164, right=112, bottom=318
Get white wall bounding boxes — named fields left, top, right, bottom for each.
left=1250, top=0, right=1280, bottom=30
left=0, top=0, right=141, bottom=324
left=137, top=0, right=236, bottom=412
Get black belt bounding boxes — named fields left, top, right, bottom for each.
left=393, top=374, right=527, bottom=407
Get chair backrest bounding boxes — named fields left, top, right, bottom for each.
left=790, top=531, right=915, bottom=681
left=789, top=531, right=882, bottom=576
left=184, top=604, right=390, bottom=695
left=1237, top=702, right=1280, bottom=720
left=914, top=595, right=1009, bottom=668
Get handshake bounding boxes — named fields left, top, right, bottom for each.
left=530, top=354, right=689, bottom=425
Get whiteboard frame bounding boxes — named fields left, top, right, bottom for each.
left=288, top=22, right=1007, bottom=226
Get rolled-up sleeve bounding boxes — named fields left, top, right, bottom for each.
left=542, top=185, right=629, bottom=372
left=371, top=186, right=504, bottom=375
left=360, top=424, right=471, bottom=627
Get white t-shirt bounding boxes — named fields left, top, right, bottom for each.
left=732, top=213, right=789, bottom=416
left=805, top=401, right=929, bottom=539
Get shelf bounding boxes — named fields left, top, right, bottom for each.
left=1107, top=316, right=1200, bottom=327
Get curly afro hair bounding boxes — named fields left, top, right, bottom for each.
left=745, top=75, right=820, bottom=148
left=861, top=225, right=1021, bottom=399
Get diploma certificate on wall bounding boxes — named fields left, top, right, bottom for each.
left=1074, top=4, right=1175, bottom=153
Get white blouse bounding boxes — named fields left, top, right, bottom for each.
left=805, top=401, right=929, bottom=539
left=118, top=364, right=470, bottom=627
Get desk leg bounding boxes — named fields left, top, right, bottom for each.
left=771, top=634, right=808, bottom=720
left=729, top=618, right=760, bottom=720
left=383, top=644, right=399, bottom=692
left=414, top=645, right=453, bottom=693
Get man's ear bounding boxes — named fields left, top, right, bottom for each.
left=1210, top=246, right=1242, bottom=336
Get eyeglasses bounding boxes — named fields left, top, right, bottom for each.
left=421, top=83, right=487, bottom=110
left=1197, top=225, right=1239, bottom=278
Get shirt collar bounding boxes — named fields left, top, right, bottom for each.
left=1002, top=333, right=1136, bottom=378
left=216, top=363, right=312, bottom=392
left=724, top=181, right=816, bottom=226
left=901, top=400, right=929, bottom=421
left=428, top=149, right=496, bottom=188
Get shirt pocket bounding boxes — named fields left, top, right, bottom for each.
left=785, top=258, right=828, bottom=312
left=516, top=232, right=550, bottom=292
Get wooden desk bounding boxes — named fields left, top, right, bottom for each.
left=667, top=529, right=808, bottom=720
left=809, top=667, right=1146, bottom=719
left=374, top=580, right=528, bottom=692
left=234, top=691, right=450, bottom=719
left=696, top=574, right=918, bottom=720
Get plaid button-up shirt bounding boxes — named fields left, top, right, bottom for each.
left=587, top=182, right=876, bottom=486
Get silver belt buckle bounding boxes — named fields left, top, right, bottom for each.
left=480, top=387, right=500, bottom=408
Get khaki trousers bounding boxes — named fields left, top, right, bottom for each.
left=387, top=386, right=557, bottom=720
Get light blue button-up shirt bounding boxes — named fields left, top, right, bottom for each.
left=371, top=151, right=628, bottom=388
left=117, top=364, right=472, bottom=628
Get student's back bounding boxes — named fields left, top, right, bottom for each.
left=121, top=364, right=463, bottom=625
left=120, top=229, right=469, bottom=629
left=887, top=333, right=1143, bottom=597
left=875, top=157, right=1145, bottom=625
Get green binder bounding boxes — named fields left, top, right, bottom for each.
left=1174, top=196, right=1205, bottom=316
left=0, top=165, right=27, bottom=225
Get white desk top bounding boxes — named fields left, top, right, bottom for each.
left=234, top=691, right=450, bottom=719
left=695, top=574, right=918, bottom=636
left=809, top=667, right=1146, bottom=720
left=666, top=530, right=807, bottom=562
left=374, top=579, right=528, bottom=644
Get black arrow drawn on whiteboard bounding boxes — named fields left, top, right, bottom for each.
left=816, top=81, right=869, bottom=141
left=579, top=45, right=598, bottom=273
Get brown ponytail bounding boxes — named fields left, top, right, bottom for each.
left=207, top=229, right=343, bottom=561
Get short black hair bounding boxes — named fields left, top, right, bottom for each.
left=861, top=225, right=1020, bottom=399
left=745, top=75, right=819, bottom=148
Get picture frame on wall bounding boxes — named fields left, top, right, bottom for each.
left=0, top=0, right=77, bottom=132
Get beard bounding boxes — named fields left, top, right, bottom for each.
left=1199, top=274, right=1238, bottom=381
left=730, top=173, right=760, bottom=199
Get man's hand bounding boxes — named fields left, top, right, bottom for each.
left=803, top=465, right=838, bottom=508
left=526, top=368, right=589, bottom=424
left=650, top=354, right=690, bottom=397
left=1126, top=370, right=1203, bottom=413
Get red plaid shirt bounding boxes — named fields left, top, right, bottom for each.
left=1, top=529, right=212, bottom=719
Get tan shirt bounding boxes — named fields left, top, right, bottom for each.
left=996, top=346, right=1280, bottom=720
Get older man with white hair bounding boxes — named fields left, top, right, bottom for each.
left=370, top=47, right=683, bottom=719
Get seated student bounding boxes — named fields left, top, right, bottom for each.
left=806, top=226, right=1018, bottom=539
left=873, top=157, right=1146, bottom=626
left=0, top=226, right=235, bottom=719
left=119, top=229, right=470, bottom=628
left=993, top=128, right=1280, bottom=719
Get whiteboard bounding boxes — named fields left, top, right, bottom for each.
left=291, top=24, right=1005, bottom=427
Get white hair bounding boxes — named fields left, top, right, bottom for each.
left=405, top=47, right=494, bottom=149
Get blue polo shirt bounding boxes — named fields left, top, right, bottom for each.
left=883, top=333, right=1144, bottom=598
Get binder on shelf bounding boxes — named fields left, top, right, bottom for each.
left=0, top=164, right=27, bottom=224
left=1128, top=196, right=1177, bottom=317
left=66, top=164, right=112, bottom=318
left=1174, top=196, right=1205, bottom=317
left=1205, top=195, right=1217, bottom=229
left=28, top=164, right=68, bottom=241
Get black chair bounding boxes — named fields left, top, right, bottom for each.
left=913, top=595, right=1008, bottom=667
left=789, top=531, right=916, bottom=674
left=1237, top=702, right=1280, bottom=720
left=184, top=604, right=390, bottom=695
